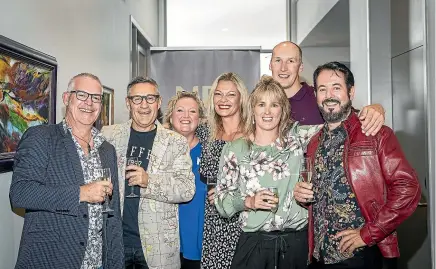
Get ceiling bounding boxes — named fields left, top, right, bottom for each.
left=299, top=0, right=350, bottom=47
left=166, top=0, right=287, bottom=49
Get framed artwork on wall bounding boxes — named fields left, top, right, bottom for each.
left=94, top=85, right=114, bottom=130
left=0, top=35, right=57, bottom=173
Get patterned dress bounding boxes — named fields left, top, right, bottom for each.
left=197, top=125, right=242, bottom=269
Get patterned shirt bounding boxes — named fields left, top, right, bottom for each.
left=62, top=120, right=105, bottom=269
left=312, top=125, right=366, bottom=264
left=215, top=123, right=321, bottom=232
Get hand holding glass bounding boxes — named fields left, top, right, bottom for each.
left=266, top=187, right=279, bottom=227
left=95, top=168, right=114, bottom=213
left=299, top=157, right=315, bottom=203
left=126, top=157, right=140, bottom=198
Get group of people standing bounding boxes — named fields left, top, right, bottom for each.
left=9, top=41, right=420, bottom=269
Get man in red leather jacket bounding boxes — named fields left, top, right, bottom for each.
left=294, top=61, right=420, bottom=269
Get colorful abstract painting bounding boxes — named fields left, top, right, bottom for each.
left=0, top=36, right=56, bottom=172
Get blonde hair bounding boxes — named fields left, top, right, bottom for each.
left=163, top=91, right=206, bottom=130
left=207, top=72, right=249, bottom=141
left=244, top=75, right=293, bottom=146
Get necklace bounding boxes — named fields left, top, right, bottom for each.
left=73, top=133, right=92, bottom=153
left=220, top=129, right=240, bottom=142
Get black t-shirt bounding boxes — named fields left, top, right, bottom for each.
left=123, top=126, right=157, bottom=248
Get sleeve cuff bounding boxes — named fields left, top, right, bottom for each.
left=360, top=225, right=376, bottom=246
left=232, top=196, right=246, bottom=213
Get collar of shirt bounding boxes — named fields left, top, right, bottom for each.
left=321, top=123, right=347, bottom=140
left=62, top=119, right=106, bottom=150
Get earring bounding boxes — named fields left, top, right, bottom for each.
left=252, top=118, right=255, bottom=124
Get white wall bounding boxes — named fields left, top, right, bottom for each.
left=390, top=0, right=431, bottom=267
left=0, top=0, right=160, bottom=267
left=300, top=46, right=350, bottom=86
left=426, top=0, right=436, bottom=267
left=296, top=0, right=339, bottom=44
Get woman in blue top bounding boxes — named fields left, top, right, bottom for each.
left=164, top=91, right=207, bottom=269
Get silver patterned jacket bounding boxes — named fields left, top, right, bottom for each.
left=101, top=120, right=195, bottom=269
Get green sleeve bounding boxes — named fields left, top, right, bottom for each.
left=214, top=142, right=246, bottom=218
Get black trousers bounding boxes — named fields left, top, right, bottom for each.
left=308, top=246, right=383, bottom=269
left=180, top=254, right=200, bottom=269
left=125, top=247, right=149, bottom=269
left=230, top=228, right=309, bottom=269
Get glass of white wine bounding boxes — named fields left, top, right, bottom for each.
left=95, top=168, right=114, bottom=213
left=299, top=157, right=314, bottom=203
left=267, top=187, right=279, bottom=227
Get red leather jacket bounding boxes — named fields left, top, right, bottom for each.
left=306, top=112, right=420, bottom=258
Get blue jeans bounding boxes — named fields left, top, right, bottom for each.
left=125, top=247, right=149, bottom=269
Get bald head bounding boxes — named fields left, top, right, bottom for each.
left=269, top=41, right=303, bottom=91
left=272, top=41, right=302, bottom=62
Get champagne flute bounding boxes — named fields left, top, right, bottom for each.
left=206, top=176, right=218, bottom=216
left=267, top=187, right=279, bottom=227
left=95, top=168, right=114, bottom=213
left=299, top=157, right=314, bottom=203
left=126, top=157, right=140, bottom=198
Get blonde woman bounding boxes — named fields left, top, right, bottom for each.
left=163, top=91, right=206, bottom=269
left=214, top=76, right=322, bottom=269
left=199, top=72, right=249, bottom=269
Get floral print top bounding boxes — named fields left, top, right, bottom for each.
left=214, top=122, right=321, bottom=232
left=312, top=125, right=365, bottom=264
left=62, top=120, right=105, bottom=269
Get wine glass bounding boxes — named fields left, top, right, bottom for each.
left=95, top=168, right=114, bottom=213
left=299, top=157, right=314, bottom=203
left=267, top=187, right=279, bottom=227
left=125, top=157, right=140, bottom=198
left=206, top=176, right=218, bottom=216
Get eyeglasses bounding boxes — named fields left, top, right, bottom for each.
left=69, top=90, right=103, bottom=103
left=127, top=94, right=160, bottom=105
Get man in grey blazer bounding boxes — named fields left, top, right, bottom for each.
left=101, top=77, right=195, bottom=269
left=10, top=73, right=124, bottom=269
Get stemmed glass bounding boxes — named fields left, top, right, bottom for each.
left=125, top=157, right=140, bottom=198
left=299, top=157, right=314, bottom=203
left=206, top=176, right=218, bottom=216
left=95, top=168, right=114, bottom=213
left=267, top=187, right=279, bottom=227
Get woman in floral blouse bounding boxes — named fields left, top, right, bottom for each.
left=214, top=75, right=321, bottom=269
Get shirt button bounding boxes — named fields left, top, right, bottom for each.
left=80, top=242, right=85, bottom=246
left=83, top=214, right=88, bottom=218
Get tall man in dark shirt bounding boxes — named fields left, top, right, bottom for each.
left=269, top=41, right=385, bottom=134
left=294, top=62, right=420, bottom=269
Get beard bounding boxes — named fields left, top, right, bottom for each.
left=318, top=98, right=352, bottom=123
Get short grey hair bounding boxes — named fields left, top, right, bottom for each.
left=67, top=73, right=102, bottom=92
left=127, top=76, right=159, bottom=95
